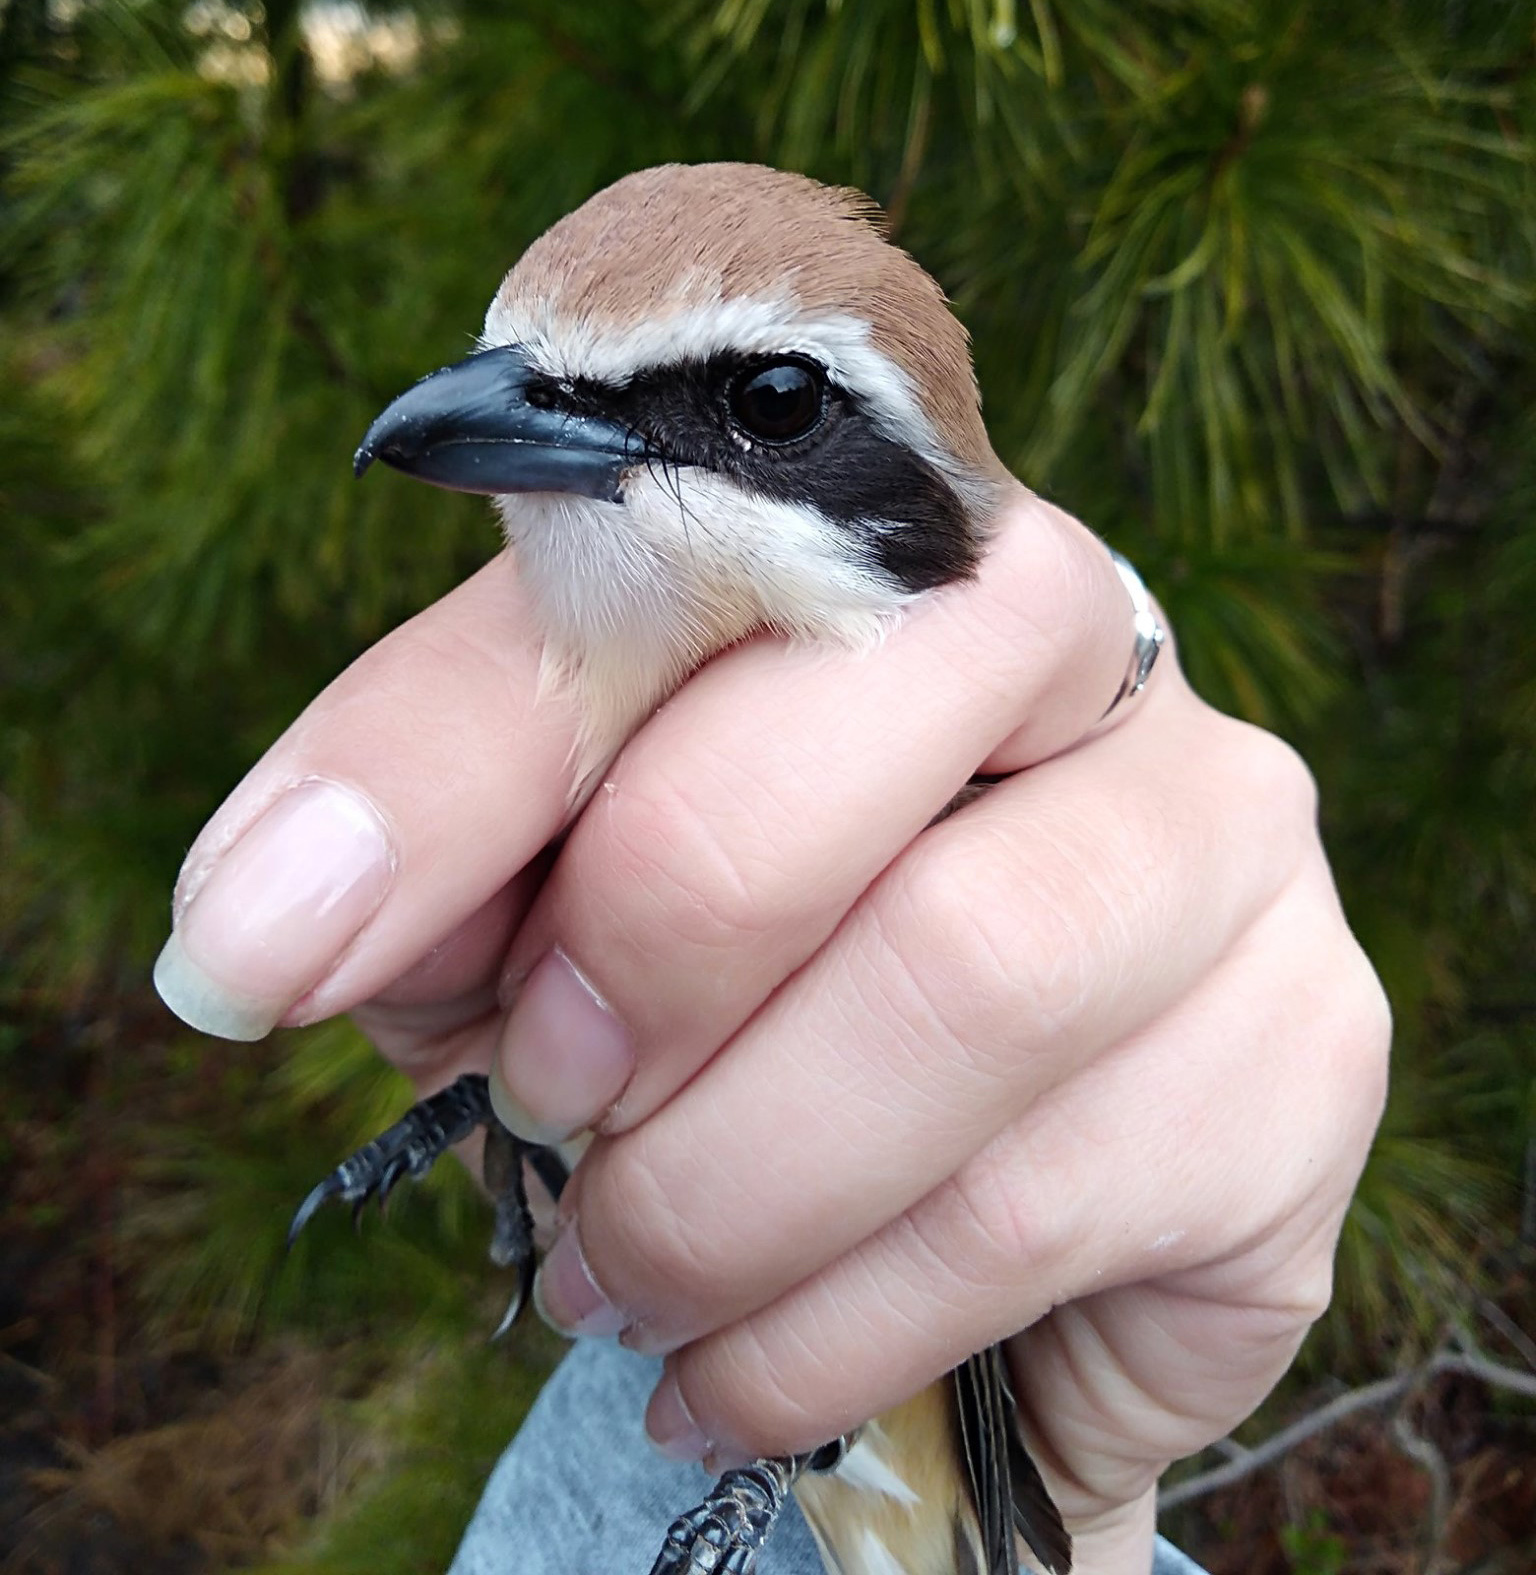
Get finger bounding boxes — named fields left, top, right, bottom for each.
left=351, top=863, right=545, bottom=1090
left=153, top=552, right=578, bottom=1042
left=652, top=862, right=1388, bottom=1462
left=535, top=701, right=1313, bottom=1353
left=491, top=492, right=1147, bottom=1141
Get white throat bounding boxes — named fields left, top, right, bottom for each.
left=496, top=466, right=915, bottom=799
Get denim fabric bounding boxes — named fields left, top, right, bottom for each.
left=449, top=1340, right=1210, bottom=1575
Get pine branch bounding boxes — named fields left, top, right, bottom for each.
left=518, top=4, right=668, bottom=111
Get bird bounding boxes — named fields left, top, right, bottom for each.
left=294, top=162, right=1073, bottom=1575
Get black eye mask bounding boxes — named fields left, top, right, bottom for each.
left=564, top=351, right=984, bottom=594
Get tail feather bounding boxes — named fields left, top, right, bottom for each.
left=794, top=1354, right=1071, bottom=1575
left=952, top=1347, right=1071, bottom=1575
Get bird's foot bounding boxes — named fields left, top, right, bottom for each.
left=287, top=1071, right=554, bottom=1333
left=646, top=1440, right=853, bottom=1575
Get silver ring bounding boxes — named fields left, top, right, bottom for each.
left=1099, top=548, right=1166, bottom=720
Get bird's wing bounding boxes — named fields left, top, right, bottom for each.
left=952, top=1348, right=1072, bottom=1575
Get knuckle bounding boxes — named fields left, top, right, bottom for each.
left=1027, top=507, right=1110, bottom=650
left=1005, top=503, right=1118, bottom=677
left=1286, top=1256, right=1338, bottom=1327
left=1355, top=953, right=1396, bottom=1058
left=1215, top=1269, right=1336, bottom=1354
left=1253, top=1237, right=1342, bottom=1332
left=583, top=770, right=772, bottom=954
left=1222, top=720, right=1321, bottom=828
left=882, top=837, right=993, bottom=979
left=885, top=826, right=1101, bottom=1057
left=929, top=1144, right=1073, bottom=1291
left=582, top=1138, right=729, bottom=1316
left=1329, top=943, right=1394, bottom=1117
left=878, top=842, right=1015, bottom=1056
left=969, top=498, right=1108, bottom=689
left=693, top=1323, right=835, bottom=1454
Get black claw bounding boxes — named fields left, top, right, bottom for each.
left=286, top=1175, right=344, bottom=1249
left=376, top=1153, right=411, bottom=1209
left=288, top=1071, right=567, bottom=1342
left=490, top=1298, right=519, bottom=1344
left=526, top=1145, right=571, bottom=1205
left=287, top=1073, right=497, bottom=1245
left=490, top=1257, right=535, bottom=1344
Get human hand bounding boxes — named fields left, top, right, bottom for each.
left=154, top=490, right=1389, bottom=1575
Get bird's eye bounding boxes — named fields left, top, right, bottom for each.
left=727, top=360, right=827, bottom=445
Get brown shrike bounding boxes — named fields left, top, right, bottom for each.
left=291, top=163, right=1073, bottom=1575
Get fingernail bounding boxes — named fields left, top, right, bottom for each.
left=704, top=1446, right=753, bottom=1475
left=493, top=949, right=633, bottom=1144
left=646, top=1371, right=710, bottom=1463
left=487, top=1063, right=558, bottom=1145
left=153, top=780, right=395, bottom=1041
left=533, top=1223, right=626, bottom=1338
left=619, top=1316, right=686, bottom=1359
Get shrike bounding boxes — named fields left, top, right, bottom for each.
left=293, top=163, right=1081, bottom=1575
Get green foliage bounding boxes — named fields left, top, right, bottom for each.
left=244, top=1337, right=556, bottom=1575
left=1279, top=1510, right=1348, bottom=1575
left=125, top=1020, right=509, bottom=1346
left=2, top=0, right=1534, bottom=1560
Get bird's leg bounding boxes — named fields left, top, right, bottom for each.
left=287, top=1071, right=564, bottom=1333
left=647, top=1436, right=858, bottom=1575
left=294, top=1073, right=862, bottom=1570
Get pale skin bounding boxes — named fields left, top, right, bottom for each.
left=165, top=488, right=1390, bottom=1575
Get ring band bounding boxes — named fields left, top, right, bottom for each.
left=1099, top=548, right=1166, bottom=720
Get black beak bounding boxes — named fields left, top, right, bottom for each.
left=354, top=345, right=648, bottom=502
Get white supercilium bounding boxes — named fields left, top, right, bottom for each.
left=482, top=289, right=982, bottom=510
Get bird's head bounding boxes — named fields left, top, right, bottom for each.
left=356, top=163, right=1010, bottom=789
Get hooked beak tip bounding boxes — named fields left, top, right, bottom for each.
left=351, top=345, right=646, bottom=501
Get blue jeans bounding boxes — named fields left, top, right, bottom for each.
left=449, top=1340, right=1209, bottom=1575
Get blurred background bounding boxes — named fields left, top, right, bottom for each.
left=2, top=1, right=1533, bottom=1570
